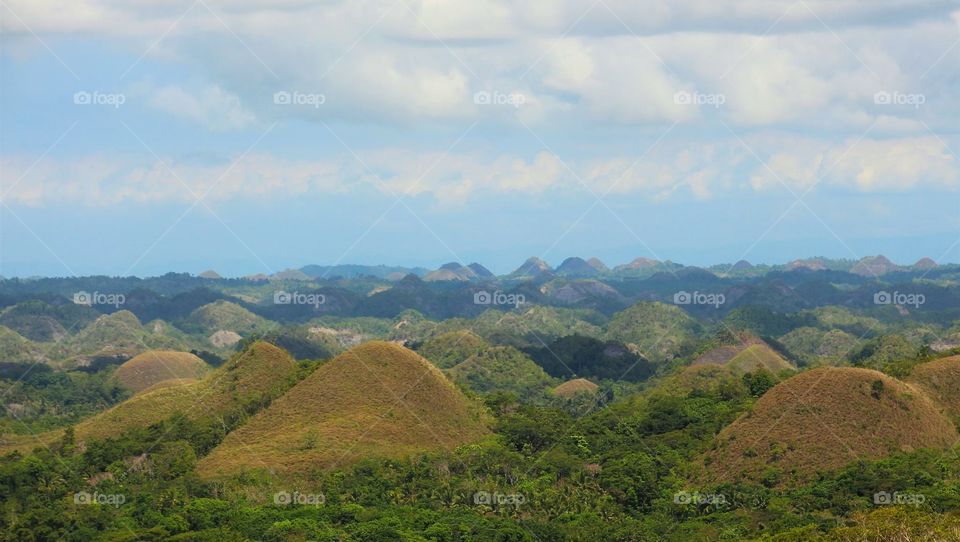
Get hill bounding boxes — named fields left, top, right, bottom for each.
left=111, top=350, right=209, bottom=393
left=692, top=336, right=793, bottom=374
left=700, top=367, right=957, bottom=486
left=605, top=302, right=701, bottom=361
left=447, top=345, right=555, bottom=396
left=196, top=341, right=490, bottom=478
left=0, top=326, right=48, bottom=365
left=509, top=257, right=553, bottom=279
left=908, top=355, right=960, bottom=417
left=61, top=311, right=188, bottom=367
left=779, top=326, right=860, bottom=366
left=0, top=342, right=296, bottom=452
left=555, top=257, right=599, bottom=277
left=415, top=330, right=489, bottom=369
left=0, top=300, right=98, bottom=342
left=183, top=300, right=270, bottom=336
left=552, top=378, right=599, bottom=398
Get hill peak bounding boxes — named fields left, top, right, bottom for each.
left=196, top=341, right=489, bottom=478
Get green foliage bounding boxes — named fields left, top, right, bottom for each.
left=525, top=334, right=655, bottom=382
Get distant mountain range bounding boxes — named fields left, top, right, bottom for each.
left=192, top=254, right=948, bottom=282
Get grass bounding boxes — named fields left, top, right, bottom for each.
left=111, top=350, right=210, bottom=393
left=552, top=378, right=599, bottom=398
left=908, top=355, right=960, bottom=417
left=0, top=341, right=296, bottom=452
left=196, top=341, right=490, bottom=479
left=699, top=367, right=958, bottom=486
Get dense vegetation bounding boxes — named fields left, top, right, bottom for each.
left=3, top=261, right=960, bottom=540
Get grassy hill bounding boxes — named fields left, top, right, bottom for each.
left=0, top=300, right=98, bottom=342
left=779, top=326, right=860, bottom=366
left=0, top=342, right=296, bottom=452
left=59, top=311, right=189, bottom=368
left=182, top=300, right=271, bottom=336
left=447, top=345, right=556, bottom=396
left=196, top=341, right=490, bottom=479
left=725, top=344, right=794, bottom=373
left=908, top=355, right=960, bottom=417
left=605, top=302, right=701, bottom=362
left=111, top=350, right=209, bottom=393
left=0, top=325, right=49, bottom=365
left=551, top=378, right=599, bottom=398
left=415, top=330, right=489, bottom=369
left=699, top=367, right=957, bottom=486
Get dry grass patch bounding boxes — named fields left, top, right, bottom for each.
left=196, top=341, right=490, bottom=480
left=112, top=350, right=209, bottom=393
left=699, top=367, right=957, bottom=487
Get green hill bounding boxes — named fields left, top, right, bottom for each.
left=183, top=300, right=271, bottom=336
left=447, top=345, right=556, bottom=396
left=196, top=341, right=490, bottom=478
left=1, top=342, right=296, bottom=452
left=415, top=330, right=489, bottom=369
left=59, top=311, right=189, bottom=367
left=605, top=302, right=701, bottom=361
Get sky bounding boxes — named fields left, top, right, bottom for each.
left=1, top=0, right=959, bottom=277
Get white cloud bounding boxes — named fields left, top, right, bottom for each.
left=4, top=135, right=956, bottom=207
left=148, top=85, right=255, bottom=130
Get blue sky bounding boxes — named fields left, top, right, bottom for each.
left=2, top=0, right=959, bottom=276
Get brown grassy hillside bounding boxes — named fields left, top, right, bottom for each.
left=699, top=367, right=957, bottom=486
left=196, top=341, right=490, bottom=479
left=552, top=378, right=599, bottom=398
left=693, top=337, right=793, bottom=374
left=0, top=342, right=296, bottom=452
left=908, top=355, right=960, bottom=417
left=111, top=350, right=209, bottom=393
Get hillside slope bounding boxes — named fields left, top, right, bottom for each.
left=700, top=367, right=957, bottom=486
left=196, top=341, right=490, bottom=478
left=0, top=342, right=296, bottom=451
left=111, top=350, right=209, bottom=393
